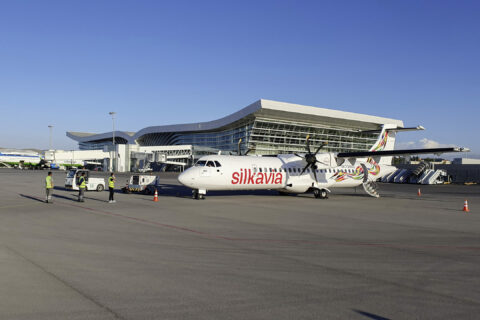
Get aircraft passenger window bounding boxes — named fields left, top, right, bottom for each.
left=214, top=161, right=221, bottom=167
left=274, top=168, right=277, bottom=172
left=206, top=161, right=215, bottom=167
left=288, top=168, right=292, bottom=173
left=195, top=160, right=207, bottom=167
left=259, top=168, right=262, bottom=173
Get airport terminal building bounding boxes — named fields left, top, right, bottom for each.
left=67, top=99, right=404, bottom=172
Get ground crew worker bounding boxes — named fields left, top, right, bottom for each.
left=78, top=172, right=86, bottom=202
left=45, top=171, right=53, bottom=203
left=108, top=173, right=116, bottom=203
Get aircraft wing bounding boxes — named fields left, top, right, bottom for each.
left=336, top=147, right=470, bottom=158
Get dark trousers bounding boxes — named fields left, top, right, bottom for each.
left=78, top=188, right=85, bottom=202
left=109, top=187, right=114, bottom=201
left=46, top=188, right=53, bottom=202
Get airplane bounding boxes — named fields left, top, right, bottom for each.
left=178, top=124, right=469, bottom=199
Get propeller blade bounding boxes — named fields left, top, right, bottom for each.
left=314, top=142, right=328, bottom=155
left=245, top=142, right=256, bottom=155
left=300, top=163, right=311, bottom=175
left=312, top=167, right=318, bottom=182
left=237, top=139, right=242, bottom=156
left=306, top=135, right=312, bottom=154
left=294, top=153, right=304, bottom=159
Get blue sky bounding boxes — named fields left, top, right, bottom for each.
left=0, top=0, right=478, bottom=156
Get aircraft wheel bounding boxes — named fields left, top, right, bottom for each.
left=193, top=190, right=199, bottom=200
left=314, top=189, right=328, bottom=199
left=320, top=189, right=328, bottom=199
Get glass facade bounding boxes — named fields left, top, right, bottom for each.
left=135, top=117, right=379, bottom=155
left=249, top=118, right=378, bottom=155
left=136, top=120, right=253, bottom=154
left=79, top=137, right=129, bottom=150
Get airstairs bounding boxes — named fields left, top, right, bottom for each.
left=363, top=181, right=380, bottom=198
left=384, top=162, right=449, bottom=185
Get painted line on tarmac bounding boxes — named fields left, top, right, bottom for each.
left=21, top=193, right=480, bottom=251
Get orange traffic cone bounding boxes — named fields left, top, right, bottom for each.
left=463, top=200, right=469, bottom=212
left=417, top=188, right=421, bottom=196
left=153, top=189, right=158, bottom=202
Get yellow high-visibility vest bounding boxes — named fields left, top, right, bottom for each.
left=45, top=176, right=53, bottom=189
left=79, top=176, right=86, bottom=189
left=109, top=177, right=115, bottom=188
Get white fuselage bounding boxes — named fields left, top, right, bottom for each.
left=0, top=152, right=41, bottom=164
left=178, top=154, right=396, bottom=194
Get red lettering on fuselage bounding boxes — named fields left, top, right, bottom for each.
left=230, top=169, right=283, bottom=185
left=231, top=172, right=240, bottom=184
left=247, top=169, right=255, bottom=184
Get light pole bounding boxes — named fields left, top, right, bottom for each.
left=109, top=112, right=116, bottom=171
left=48, top=125, right=53, bottom=150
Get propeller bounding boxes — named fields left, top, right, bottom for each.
left=237, top=139, right=255, bottom=156
left=294, top=135, right=328, bottom=182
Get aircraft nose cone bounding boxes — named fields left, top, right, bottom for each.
left=178, top=172, right=187, bottom=185
left=178, top=170, right=193, bottom=187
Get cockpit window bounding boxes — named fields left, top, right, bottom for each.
left=195, top=160, right=207, bottom=167
left=206, top=161, right=215, bottom=167
left=214, top=161, right=221, bottom=167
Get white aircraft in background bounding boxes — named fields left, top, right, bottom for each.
left=178, top=124, right=469, bottom=199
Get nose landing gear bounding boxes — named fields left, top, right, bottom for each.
left=192, top=189, right=206, bottom=200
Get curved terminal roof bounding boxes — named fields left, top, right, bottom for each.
left=67, top=99, right=404, bottom=144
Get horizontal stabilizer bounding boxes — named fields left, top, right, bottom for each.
left=337, top=147, right=469, bottom=158
left=360, top=126, right=425, bottom=134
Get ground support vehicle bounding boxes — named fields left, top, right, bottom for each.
left=65, top=169, right=106, bottom=191
left=122, top=175, right=160, bottom=194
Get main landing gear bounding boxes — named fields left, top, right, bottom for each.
left=192, top=189, right=206, bottom=200
left=313, top=188, right=328, bottom=199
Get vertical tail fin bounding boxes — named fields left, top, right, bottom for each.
left=368, top=124, right=398, bottom=165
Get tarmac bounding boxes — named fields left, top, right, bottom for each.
left=0, top=168, right=479, bottom=319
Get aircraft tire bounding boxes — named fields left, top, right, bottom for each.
left=314, top=189, right=328, bottom=199
left=193, top=190, right=199, bottom=200
left=320, top=189, right=328, bottom=199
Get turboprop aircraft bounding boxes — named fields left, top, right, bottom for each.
left=178, top=124, right=469, bottom=199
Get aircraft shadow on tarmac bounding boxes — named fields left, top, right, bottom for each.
left=151, top=183, right=338, bottom=199
left=50, top=193, right=111, bottom=203
left=19, top=194, right=46, bottom=203
left=353, top=310, right=391, bottom=320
